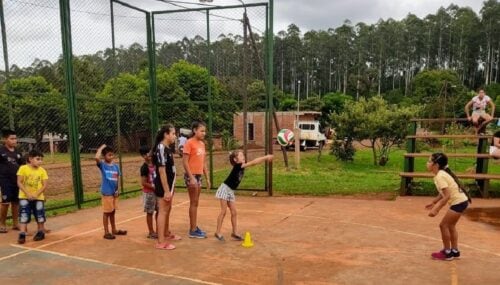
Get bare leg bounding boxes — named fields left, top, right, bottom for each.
left=11, top=202, right=19, bottom=229
left=110, top=211, right=117, bottom=233
left=146, top=213, right=154, bottom=234
left=0, top=203, right=9, bottom=229
left=216, top=199, right=228, bottom=235
left=157, top=198, right=167, bottom=244
left=188, top=184, right=201, bottom=231
left=228, top=201, right=238, bottom=235
left=103, top=213, right=110, bottom=234
left=439, top=209, right=462, bottom=249
left=164, top=200, right=172, bottom=237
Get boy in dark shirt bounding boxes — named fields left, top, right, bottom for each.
left=0, top=129, right=23, bottom=233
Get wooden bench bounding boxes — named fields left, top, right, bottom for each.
left=402, top=118, right=496, bottom=198
left=400, top=172, right=500, bottom=198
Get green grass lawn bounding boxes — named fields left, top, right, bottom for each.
left=212, top=147, right=500, bottom=197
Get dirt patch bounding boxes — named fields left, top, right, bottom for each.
left=465, top=207, right=500, bottom=230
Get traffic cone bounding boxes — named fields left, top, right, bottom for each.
left=241, top=231, right=254, bottom=248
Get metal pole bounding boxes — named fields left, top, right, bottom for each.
left=115, top=105, right=124, bottom=193
left=59, top=0, right=83, bottom=208
left=0, top=0, right=14, bottom=130
left=146, top=13, right=159, bottom=136
left=206, top=10, right=214, bottom=187
left=242, top=8, right=248, bottom=159
left=266, top=0, right=274, bottom=195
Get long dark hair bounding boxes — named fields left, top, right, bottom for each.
left=190, top=120, right=206, bottom=138
left=153, top=124, right=174, bottom=165
left=431, top=153, right=472, bottom=203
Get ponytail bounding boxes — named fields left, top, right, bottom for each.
left=443, top=167, right=472, bottom=203
left=431, top=152, right=472, bottom=203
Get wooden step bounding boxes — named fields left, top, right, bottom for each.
left=399, top=172, right=500, bottom=180
left=406, top=134, right=492, bottom=139
left=410, top=118, right=499, bottom=122
left=404, top=153, right=491, bottom=158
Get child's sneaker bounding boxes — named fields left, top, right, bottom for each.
left=189, top=227, right=207, bottom=239
left=33, top=231, right=45, bottom=241
left=18, top=232, right=26, bottom=244
left=431, top=249, right=453, bottom=261
left=451, top=249, right=460, bottom=259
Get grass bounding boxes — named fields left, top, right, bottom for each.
left=213, top=146, right=500, bottom=197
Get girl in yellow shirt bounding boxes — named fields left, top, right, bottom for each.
left=426, top=153, right=471, bottom=261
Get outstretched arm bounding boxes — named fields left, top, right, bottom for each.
left=241, top=155, right=273, bottom=169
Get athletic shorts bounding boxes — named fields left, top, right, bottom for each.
left=184, top=174, right=202, bottom=187
left=215, top=183, right=236, bottom=202
left=19, top=199, right=46, bottom=224
left=450, top=201, right=469, bottom=213
left=102, top=195, right=118, bottom=213
left=143, top=192, right=158, bottom=214
left=0, top=182, right=19, bottom=203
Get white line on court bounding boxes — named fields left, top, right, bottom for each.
left=10, top=244, right=221, bottom=285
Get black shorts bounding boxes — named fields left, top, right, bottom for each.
left=0, top=182, right=19, bottom=203
left=450, top=201, right=469, bottom=213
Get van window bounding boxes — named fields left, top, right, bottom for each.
left=299, top=124, right=314, bottom=130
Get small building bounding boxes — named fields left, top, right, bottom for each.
left=233, top=111, right=321, bottom=147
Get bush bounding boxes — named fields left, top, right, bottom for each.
left=331, top=137, right=355, bottom=161
left=221, top=130, right=239, bottom=151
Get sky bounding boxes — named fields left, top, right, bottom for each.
left=0, top=0, right=485, bottom=68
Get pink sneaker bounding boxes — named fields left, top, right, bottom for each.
left=431, top=250, right=453, bottom=261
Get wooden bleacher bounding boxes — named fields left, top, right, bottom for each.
left=400, top=118, right=498, bottom=198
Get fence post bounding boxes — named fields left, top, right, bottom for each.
left=0, top=0, right=14, bottom=130
left=476, top=137, right=489, bottom=197
left=266, top=1, right=274, bottom=196
left=59, top=0, right=84, bottom=208
left=206, top=10, right=214, bottom=187
left=401, top=121, right=417, bottom=195
left=146, top=12, right=159, bottom=137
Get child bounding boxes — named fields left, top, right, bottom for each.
left=140, top=145, right=158, bottom=239
left=183, top=121, right=210, bottom=238
left=16, top=150, right=48, bottom=244
left=214, top=150, right=273, bottom=241
left=153, top=124, right=181, bottom=250
left=0, top=129, right=23, bottom=233
left=425, top=153, right=471, bottom=260
left=95, top=144, right=127, bottom=240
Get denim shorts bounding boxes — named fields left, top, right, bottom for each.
left=143, top=192, right=158, bottom=214
left=184, top=174, right=202, bottom=187
left=450, top=201, right=469, bottom=213
left=19, top=199, right=46, bottom=224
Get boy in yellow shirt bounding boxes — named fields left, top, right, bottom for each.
left=16, top=150, right=48, bottom=244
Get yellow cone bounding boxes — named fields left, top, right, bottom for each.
left=241, top=231, right=254, bottom=248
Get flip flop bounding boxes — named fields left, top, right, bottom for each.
left=113, top=230, right=127, bottom=235
left=155, top=242, right=175, bottom=250
left=166, top=233, right=182, bottom=241
left=0, top=227, right=7, bottom=233
left=231, top=233, right=243, bottom=241
left=214, top=233, right=225, bottom=241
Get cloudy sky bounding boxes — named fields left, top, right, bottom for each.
left=0, top=0, right=484, bottom=68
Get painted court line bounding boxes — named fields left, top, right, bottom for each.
left=10, top=244, right=221, bottom=285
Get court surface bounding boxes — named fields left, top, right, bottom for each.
left=0, top=193, right=499, bottom=284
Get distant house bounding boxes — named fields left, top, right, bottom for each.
left=233, top=111, right=321, bottom=147
left=18, top=134, right=68, bottom=153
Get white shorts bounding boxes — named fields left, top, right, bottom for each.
left=472, top=110, right=487, bottom=116
left=215, top=183, right=236, bottom=202
left=490, top=146, right=498, bottom=155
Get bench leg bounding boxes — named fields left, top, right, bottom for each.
left=400, top=178, right=411, bottom=196
left=483, top=180, right=490, bottom=198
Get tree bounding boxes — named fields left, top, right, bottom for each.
left=7, top=76, right=67, bottom=148
left=331, top=96, right=418, bottom=165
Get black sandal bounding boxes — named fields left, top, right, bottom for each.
left=103, top=233, right=116, bottom=240
left=113, top=230, right=127, bottom=235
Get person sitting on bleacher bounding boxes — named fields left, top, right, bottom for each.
left=465, top=89, right=495, bottom=135
left=489, top=131, right=500, bottom=159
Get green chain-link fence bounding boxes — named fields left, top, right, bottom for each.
left=0, top=0, right=273, bottom=211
